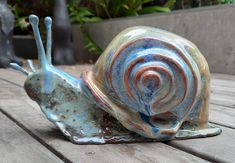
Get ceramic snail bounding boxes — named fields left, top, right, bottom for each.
left=11, top=15, right=221, bottom=144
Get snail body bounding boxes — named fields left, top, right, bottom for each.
left=11, top=15, right=221, bottom=144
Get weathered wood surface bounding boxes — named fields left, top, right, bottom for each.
left=0, top=77, right=208, bottom=163
left=210, top=74, right=235, bottom=108
left=0, top=112, right=63, bottom=163
left=0, top=66, right=235, bottom=163
left=168, top=126, right=235, bottom=163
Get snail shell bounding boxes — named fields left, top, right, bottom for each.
left=83, top=26, right=211, bottom=139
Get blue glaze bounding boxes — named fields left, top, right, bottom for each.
left=140, top=113, right=160, bottom=135
left=109, top=39, right=195, bottom=118
left=10, top=63, right=29, bottom=76
left=29, top=15, right=47, bottom=68
left=44, top=17, right=52, bottom=63
left=27, top=60, right=36, bottom=72
left=10, top=15, right=221, bottom=144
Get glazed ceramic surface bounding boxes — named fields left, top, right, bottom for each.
left=11, top=15, right=221, bottom=144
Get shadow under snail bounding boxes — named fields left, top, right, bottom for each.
left=10, top=15, right=221, bottom=144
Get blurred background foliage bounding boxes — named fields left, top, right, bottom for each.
left=67, top=0, right=176, bottom=54
left=67, top=0, right=234, bottom=54
left=8, top=0, right=235, bottom=54
left=68, top=0, right=173, bottom=24
left=9, top=0, right=53, bottom=34
left=8, top=0, right=235, bottom=33
left=67, top=0, right=234, bottom=25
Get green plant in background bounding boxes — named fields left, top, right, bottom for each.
left=86, top=0, right=174, bottom=18
left=175, top=0, right=234, bottom=9
left=8, top=0, right=53, bottom=34
left=8, top=0, right=235, bottom=56
left=10, top=4, right=29, bottom=32
left=218, top=0, right=235, bottom=4
left=68, top=0, right=175, bottom=55
left=68, top=1, right=103, bottom=55
left=68, top=0, right=174, bottom=23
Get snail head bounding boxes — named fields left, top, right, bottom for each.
left=11, top=14, right=81, bottom=110
left=10, top=15, right=59, bottom=103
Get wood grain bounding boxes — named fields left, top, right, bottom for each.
left=168, top=126, right=235, bottom=163
left=0, top=83, right=208, bottom=163
left=209, top=104, right=235, bottom=129
left=0, top=112, right=63, bottom=163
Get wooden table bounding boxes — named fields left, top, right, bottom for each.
left=0, top=65, right=234, bottom=163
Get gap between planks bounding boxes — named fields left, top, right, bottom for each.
left=0, top=109, right=63, bottom=163
left=0, top=107, right=72, bottom=163
left=0, top=100, right=209, bottom=163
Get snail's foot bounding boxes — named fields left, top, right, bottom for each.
left=176, top=122, right=222, bottom=139
left=52, top=112, right=222, bottom=144
left=54, top=111, right=158, bottom=145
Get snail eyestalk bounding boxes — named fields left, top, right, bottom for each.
left=27, top=60, right=36, bottom=72
left=10, top=63, right=29, bottom=76
left=44, top=16, right=52, bottom=64
left=29, top=14, right=47, bottom=68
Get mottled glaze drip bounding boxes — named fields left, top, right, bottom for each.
left=11, top=15, right=221, bottom=144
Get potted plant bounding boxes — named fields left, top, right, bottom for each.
left=68, top=0, right=174, bottom=62
left=9, top=0, right=235, bottom=74
left=9, top=0, right=53, bottom=59
left=69, top=0, right=235, bottom=74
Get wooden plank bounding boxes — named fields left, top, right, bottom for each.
left=0, top=71, right=209, bottom=162
left=210, top=74, right=235, bottom=108
left=210, top=92, right=235, bottom=108
left=209, top=104, right=235, bottom=129
left=169, top=73, right=235, bottom=163
left=211, top=78, right=235, bottom=88
left=212, top=73, right=235, bottom=81
left=168, top=126, right=235, bottom=163
left=211, top=85, right=235, bottom=96
left=0, top=101, right=209, bottom=163
left=0, top=112, right=63, bottom=163
left=0, top=68, right=27, bottom=85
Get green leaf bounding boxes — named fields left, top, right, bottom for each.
left=140, top=6, right=171, bottom=14
left=83, top=30, right=102, bottom=55
left=164, top=0, right=176, bottom=9
left=122, top=4, right=130, bottom=10
left=142, top=0, right=155, bottom=4
left=18, top=17, right=30, bottom=30
left=82, top=17, right=102, bottom=23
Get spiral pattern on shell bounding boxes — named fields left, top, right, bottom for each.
left=103, top=37, right=202, bottom=118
